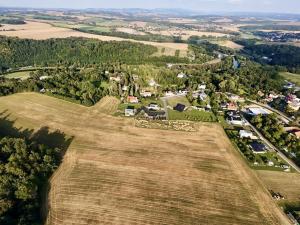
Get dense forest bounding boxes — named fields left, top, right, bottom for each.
left=236, top=39, right=300, bottom=73
left=0, top=18, right=26, bottom=25
left=0, top=120, right=70, bottom=225
left=240, top=24, right=300, bottom=31
left=0, top=37, right=159, bottom=71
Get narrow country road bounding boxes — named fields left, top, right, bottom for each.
left=242, top=115, right=300, bottom=173
left=246, top=99, right=293, bottom=124
left=160, top=97, right=169, bottom=120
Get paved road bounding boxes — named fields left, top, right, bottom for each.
left=242, top=116, right=300, bottom=173
left=246, top=99, right=293, bottom=125
left=160, top=97, right=169, bottom=120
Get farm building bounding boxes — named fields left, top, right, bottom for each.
left=174, top=104, right=186, bottom=112
left=249, top=141, right=267, bottom=154
left=246, top=107, right=270, bottom=116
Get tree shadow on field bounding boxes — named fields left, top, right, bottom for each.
left=0, top=110, right=74, bottom=224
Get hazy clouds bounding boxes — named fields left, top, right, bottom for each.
left=0, top=0, right=299, bottom=13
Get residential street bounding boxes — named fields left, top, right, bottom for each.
left=242, top=115, right=300, bottom=173
left=246, top=99, right=293, bottom=124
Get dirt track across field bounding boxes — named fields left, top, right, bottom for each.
left=0, top=93, right=290, bottom=225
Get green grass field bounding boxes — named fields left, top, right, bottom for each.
left=4, top=71, right=32, bottom=80
left=167, top=96, right=191, bottom=107
left=280, top=72, right=300, bottom=86
left=168, top=109, right=217, bottom=122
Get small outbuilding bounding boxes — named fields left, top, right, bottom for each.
left=173, top=104, right=186, bottom=112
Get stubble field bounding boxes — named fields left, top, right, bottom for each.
left=0, top=93, right=290, bottom=225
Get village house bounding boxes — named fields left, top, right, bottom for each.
left=125, top=106, right=135, bottom=117
left=198, top=84, right=206, bottom=90
left=227, top=102, right=238, bottom=111
left=239, top=130, right=257, bottom=140
left=147, top=103, right=160, bottom=111
left=178, top=89, right=188, bottom=95
left=199, top=92, right=208, bottom=101
left=285, top=94, right=300, bottom=111
left=165, top=91, right=175, bottom=97
left=166, top=63, right=173, bottom=68
left=149, top=79, right=158, bottom=87
left=227, top=114, right=244, bottom=126
left=39, top=76, right=51, bottom=80
left=109, top=75, right=121, bottom=82
left=177, top=72, right=187, bottom=79
left=127, top=96, right=139, bottom=104
left=249, top=141, right=267, bottom=154
left=140, top=90, right=152, bottom=98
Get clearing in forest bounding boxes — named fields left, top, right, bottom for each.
left=0, top=93, right=290, bottom=225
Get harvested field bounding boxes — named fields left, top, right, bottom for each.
left=116, top=28, right=146, bottom=35
left=0, top=21, right=188, bottom=57
left=256, top=170, right=300, bottom=202
left=0, top=93, right=290, bottom=225
left=214, top=40, right=244, bottom=50
left=150, top=29, right=229, bottom=40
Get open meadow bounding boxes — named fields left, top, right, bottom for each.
left=0, top=21, right=188, bottom=57
left=0, top=93, right=290, bottom=225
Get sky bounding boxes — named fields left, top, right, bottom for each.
left=0, top=0, right=300, bottom=14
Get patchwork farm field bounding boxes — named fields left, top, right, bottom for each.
left=0, top=93, right=290, bottom=225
